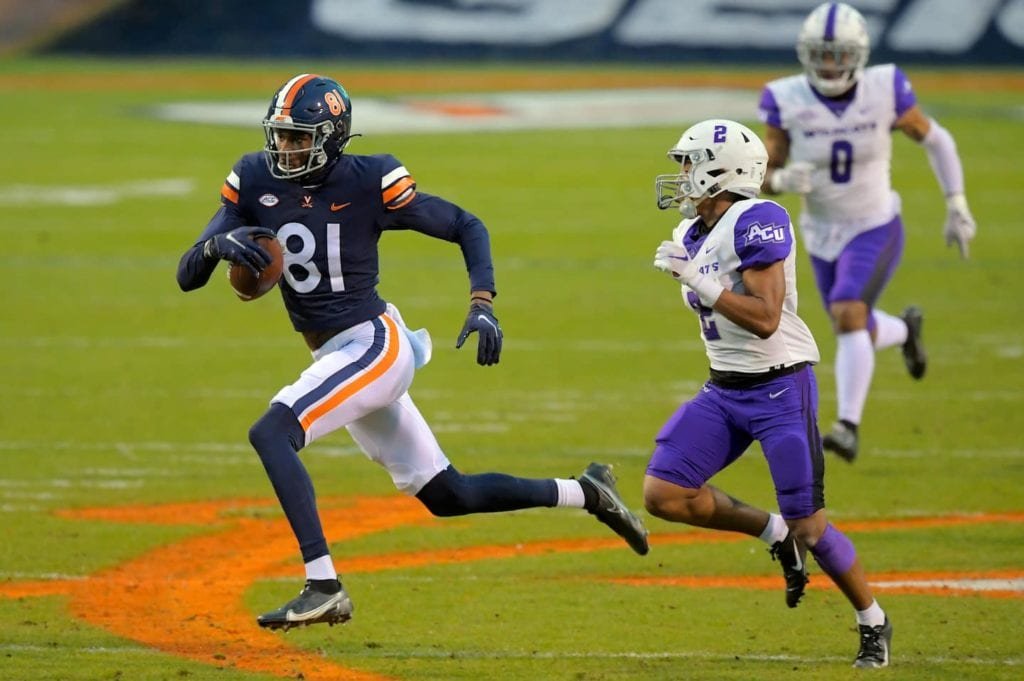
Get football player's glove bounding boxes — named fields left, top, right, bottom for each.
left=456, top=302, right=503, bottom=366
left=943, top=194, right=976, bottom=259
left=203, top=226, right=276, bottom=276
left=653, top=240, right=725, bottom=306
left=769, top=161, right=814, bottom=194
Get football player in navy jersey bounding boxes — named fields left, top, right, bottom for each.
left=176, top=74, right=647, bottom=631
left=646, top=119, right=891, bottom=668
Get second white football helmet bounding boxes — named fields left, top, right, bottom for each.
left=655, top=119, right=768, bottom=219
left=797, top=2, right=870, bottom=97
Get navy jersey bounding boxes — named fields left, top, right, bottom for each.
left=177, top=152, right=496, bottom=332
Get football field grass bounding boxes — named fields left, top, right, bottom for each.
left=1, top=58, right=1023, bottom=680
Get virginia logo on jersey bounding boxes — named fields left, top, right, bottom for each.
left=746, top=222, right=786, bottom=244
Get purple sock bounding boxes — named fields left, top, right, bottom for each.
left=810, top=523, right=857, bottom=578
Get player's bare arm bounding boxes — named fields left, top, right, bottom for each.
left=893, top=104, right=931, bottom=142
left=761, top=125, right=791, bottom=194
left=710, top=260, right=786, bottom=339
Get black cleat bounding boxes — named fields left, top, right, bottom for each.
left=900, top=306, right=927, bottom=380
left=823, top=421, right=858, bottom=463
left=853, top=617, right=893, bottom=668
left=257, top=578, right=353, bottom=631
left=579, top=462, right=649, bottom=555
left=769, top=531, right=809, bottom=608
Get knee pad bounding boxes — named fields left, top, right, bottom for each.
left=249, top=403, right=306, bottom=455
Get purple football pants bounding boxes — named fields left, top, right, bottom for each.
left=646, top=365, right=825, bottom=520
left=810, top=216, right=904, bottom=333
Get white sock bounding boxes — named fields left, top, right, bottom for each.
left=305, top=554, right=337, bottom=581
left=855, top=599, right=886, bottom=627
left=836, top=330, right=874, bottom=425
left=758, top=512, right=789, bottom=545
left=873, top=309, right=908, bottom=350
left=554, top=478, right=586, bottom=508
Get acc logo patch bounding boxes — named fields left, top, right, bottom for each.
left=258, top=193, right=279, bottom=207
left=745, top=222, right=787, bottom=244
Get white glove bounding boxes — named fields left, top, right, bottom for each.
left=944, top=194, right=976, bottom=259
left=653, top=240, right=724, bottom=305
left=769, top=161, right=814, bottom=194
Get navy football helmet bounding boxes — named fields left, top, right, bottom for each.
left=263, top=74, right=353, bottom=181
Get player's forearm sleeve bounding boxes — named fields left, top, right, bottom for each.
left=454, top=216, right=496, bottom=295
left=177, top=206, right=241, bottom=291
left=176, top=243, right=218, bottom=291
left=922, top=120, right=964, bottom=196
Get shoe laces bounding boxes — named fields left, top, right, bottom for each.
left=856, top=624, right=885, bottom=658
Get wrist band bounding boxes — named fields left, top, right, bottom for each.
left=691, top=278, right=725, bottom=306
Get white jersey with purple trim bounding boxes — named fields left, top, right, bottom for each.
left=671, top=198, right=820, bottom=373
left=763, top=64, right=907, bottom=260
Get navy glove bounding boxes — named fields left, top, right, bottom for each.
left=456, top=302, right=503, bottom=366
left=203, top=226, right=276, bottom=276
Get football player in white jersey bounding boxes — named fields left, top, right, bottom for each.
left=647, top=119, right=891, bottom=668
left=759, top=2, right=977, bottom=462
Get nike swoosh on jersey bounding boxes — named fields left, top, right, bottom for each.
left=769, top=387, right=791, bottom=399
left=330, top=202, right=352, bottom=212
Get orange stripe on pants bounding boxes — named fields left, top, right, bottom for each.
left=299, top=315, right=400, bottom=432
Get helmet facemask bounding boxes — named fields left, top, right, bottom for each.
left=263, top=118, right=342, bottom=181
left=656, top=150, right=718, bottom=220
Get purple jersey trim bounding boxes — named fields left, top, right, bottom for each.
left=758, top=86, right=782, bottom=128
left=893, top=65, right=917, bottom=119
left=733, top=202, right=792, bottom=270
left=824, top=3, right=838, bottom=40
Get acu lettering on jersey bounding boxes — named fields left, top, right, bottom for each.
left=746, top=222, right=787, bottom=245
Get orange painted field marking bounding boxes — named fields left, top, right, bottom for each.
left=1, top=500, right=1022, bottom=680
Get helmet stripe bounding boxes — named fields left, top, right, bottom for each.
left=274, top=73, right=318, bottom=115
left=823, top=3, right=838, bottom=41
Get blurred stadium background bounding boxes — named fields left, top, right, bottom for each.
left=2, top=1, right=1023, bottom=680
left=4, top=0, right=1024, bottom=62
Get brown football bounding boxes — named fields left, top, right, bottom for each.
left=228, top=234, right=284, bottom=301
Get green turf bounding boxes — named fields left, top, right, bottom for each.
left=1, top=58, right=1022, bottom=680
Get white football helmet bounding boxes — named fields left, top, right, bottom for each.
left=797, top=2, right=870, bottom=97
left=655, top=119, right=768, bottom=219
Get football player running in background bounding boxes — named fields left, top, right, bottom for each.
left=646, top=119, right=891, bottom=668
left=759, top=2, right=977, bottom=462
left=176, top=74, right=648, bottom=631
